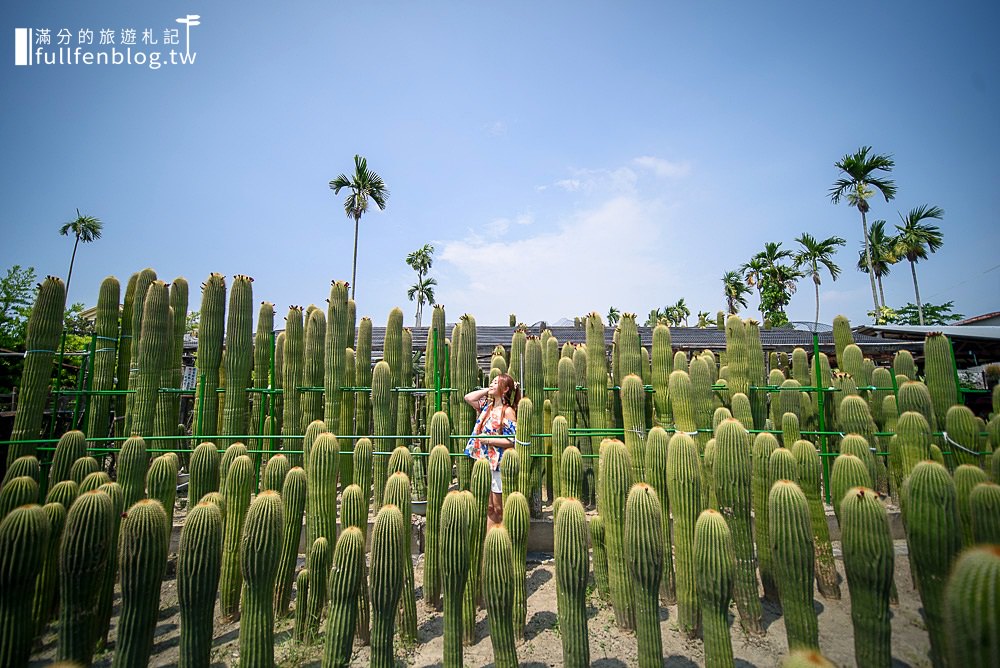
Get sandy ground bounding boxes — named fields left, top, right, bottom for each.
left=29, top=536, right=932, bottom=668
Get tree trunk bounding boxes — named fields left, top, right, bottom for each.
left=814, top=274, right=821, bottom=329
left=910, top=260, right=924, bottom=325
left=350, top=216, right=360, bottom=301
left=859, top=210, right=880, bottom=312
left=65, top=235, right=80, bottom=298
left=877, top=276, right=886, bottom=310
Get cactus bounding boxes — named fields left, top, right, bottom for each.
left=2, top=456, right=40, bottom=492
left=303, top=536, right=331, bottom=642
left=703, top=438, right=718, bottom=509
left=123, top=269, right=157, bottom=425
left=946, top=405, right=982, bottom=468
left=924, top=333, right=959, bottom=430
left=370, top=504, right=405, bottom=668
left=219, top=454, right=254, bottom=621
left=383, top=471, right=418, bottom=642
left=261, top=453, right=291, bottom=492
left=694, top=509, right=736, bottom=668
left=902, top=460, right=962, bottom=667
left=84, top=276, right=120, bottom=445
left=441, top=491, right=472, bottom=666
left=147, top=452, right=178, bottom=532
left=650, top=324, right=673, bottom=427
left=192, top=274, right=225, bottom=440
left=293, top=568, right=310, bottom=643
left=585, top=314, right=609, bottom=492
left=589, top=514, right=610, bottom=601
left=560, top=444, right=583, bottom=502
left=92, top=481, right=125, bottom=647
left=898, top=381, right=937, bottom=434
left=830, top=454, right=872, bottom=525
left=274, top=466, right=308, bottom=616
left=154, top=278, right=189, bottom=443
left=768, top=480, right=818, bottom=651
left=522, top=336, right=544, bottom=512
left=307, top=432, right=339, bottom=554
left=126, top=280, right=171, bottom=437
left=45, top=478, right=78, bottom=511
left=341, top=346, right=357, bottom=487
left=31, top=501, right=65, bottom=637
left=554, top=499, right=589, bottom=668
left=953, top=464, right=988, bottom=546
left=665, top=432, right=703, bottom=637
left=113, top=499, right=169, bottom=668
left=302, top=308, right=327, bottom=429
left=50, top=430, right=87, bottom=487
left=892, top=349, right=916, bottom=380
left=462, top=460, right=490, bottom=644
left=714, top=419, right=764, bottom=632
left=353, top=436, right=373, bottom=513
left=943, top=545, right=1000, bottom=668
left=0, top=504, right=49, bottom=667
left=188, top=441, right=220, bottom=505
left=68, top=456, right=98, bottom=485
left=504, top=491, right=530, bottom=640
left=969, top=481, right=1000, bottom=543
left=425, top=444, right=451, bottom=610
left=751, top=431, right=780, bottom=602
left=8, top=276, right=65, bottom=463
left=340, top=484, right=370, bottom=645
left=322, top=526, right=365, bottom=668
left=500, top=446, right=519, bottom=507
left=625, top=483, right=664, bottom=668
left=301, top=420, right=327, bottom=475
left=840, top=433, right=881, bottom=494
left=620, top=374, right=647, bottom=482
left=598, top=438, right=636, bottom=629
left=371, top=360, right=392, bottom=506
left=690, top=356, right=715, bottom=447
left=387, top=445, right=413, bottom=480
left=769, top=447, right=800, bottom=488
left=282, top=306, right=305, bottom=460
left=118, top=434, right=148, bottom=510
left=220, top=445, right=250, bottom=494
left=238, top=490, right=283, bottom=668
left=840, top=487, right=894, bottom=668
left=514, top=396, right=535, bottom=503
left=789, top=439, right=840, bottom=601
left=0, top=476, right=38, bottom=519
left=177, top=501, right=223, bottom=668
left=551, top=414, right=569, bottom=500
left=482, top=526, right=518, bottom=668
left=896, top=410, right=932, bottom=480
left=248, top=301, right=276, bottom=465
left=217, top=275, right=254, bottom=445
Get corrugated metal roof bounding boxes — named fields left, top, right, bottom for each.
left=853, top=325, right=1000, bottom=341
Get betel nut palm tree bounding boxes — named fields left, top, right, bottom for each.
left=606, top=306, right=621, bottom=327
left=829, top=146, right=897, bottom=313
left=792, top=233, right=846, bottom=328
left=405, top=243, right=435, bottom=327
left=894, top=204, right=944, bottom=326
left=739, top=256, right=768, bottom=323
left=329, top=155, right=389, bottom=301
left=59, top=208, right=103, bottom=298
left=856, top=219, right=897, bottom=309
left=721, top=270, right=752, bottom=315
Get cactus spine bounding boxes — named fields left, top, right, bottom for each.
left=504, top=491, right=530, bottom=640
left=249, top=301, right=276, bottom=465
left=751, top=432, right=780, bottom=602
left=790, top=439, right=841, bottom=600
left=238, top=490, right=283, bottom=668
left=340, top=484, right=370, bottom=645
left=514, top=396, right=535, bottom=502
left=768, top=480, right=818, bottom=650
left=924, top=333, right=959, bottom=432
left=599, top=438, right=636, bottom=629
left=694, top=509, right=736, bottom=668
left=302, top=308, right=327, bottom=429
left=117, top=434, right=148, bottom=510
left=187, top=441, right=220, bottom=506
left=440, top=491, right=472, bottom=666
left=370, top=504, right=405, bottom=668
left=482, top=526, right=518, bottom=668
left=274, top=466, right=307, bottom=616
left=953, top=464, right=988, bottom=546
left=322, top=526, right=365, bottom=668
left=0, top=504, right=49, bottom=667
left=9, top=276, right=65, bottom=463
left=560, top=444, right=583, bottom=502
left=113, top=499, right=169, bottom=668
left=147, top=452, right=178, bottom=537
left=625, top=483, right=664, bottom=667
left=261, top=453, right=291, bottom=492
left=943, top=545, right=1000, bottom=668
left=177, top=501, right=223, bottom=668
left=840, top=487, right=894, bottom=668
left=219, top=454, right=254, bottom=620
left=0, top=476, right=37, bottom=519
left=49, top=430, right=87, bottom=488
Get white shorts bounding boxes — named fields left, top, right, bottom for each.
left=491, top=468, right=502, bottom=494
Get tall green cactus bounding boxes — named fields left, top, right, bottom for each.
left=902, top=460, right=962, bottom=667
left=840, top=487, right=894, bottom=668
left=384, top=471, right=417, bottom=642
left=945, top=405, right=982, bottom=468
left=768, top=480, right=818, bottom=651
left=219, top=454, right=254, bottom=621
left=589, top=514, right=610, bottom=601
left=371, top=360, right=392, bottom=506
left=651, top=324, right=673, bottom=427
left=86, top=276, right=121, bottom=444
left=621, top=374, right=648, bottom=482
left=790, top=439, right=840, bottom=600
left=48, top=430, right=85, bottom=487
left=261, top=453, right=291, bottom=492
left=463, top=459, right=490, bottom=644
left=379, top=306, right=403, bottom=450
left=830, top=454, right=872, bottom=525
left=370, top=504, right=406, bottom=668
left=154, top=278, right=189, bottom=442
left=125, top=280, right=170, bottom=437
left=94, top=481, right=124, bottom=647
left=924, top=333, right=959, bottom=432
left=586, top=313, right=609, bottom=490
left=293, top=568, right=310, bottom=644
left=307, top=432, right=339, bottom=556
left=643, top=426, right=676, bottom=604
left=895, top=411, right=932, bottom=479
left=625, top=483, right=664, bottom=668
left=339, top=484, right=370, bottom=646
left=425, top=444, right=451, bottom=610
left=69, top=456, right=98, bottom=485
left=147, top=452, right=178, bottom=543
left=0, top=504, right=49, bottom=667
left=282, top=306, right=305, bottom=461
left=482, top=526, right=518, bottom=668
left=239, top=490, right=283, bottom=668
left=9, top=276, right=65, bottom=464
left=560, top=444, right=583, bottom=503
left=553, top=499, right=589, bottom=668
left=274, top=466, right=308, bottom=616
left=45, top=478, right=78, bottom=510
left=514, top=396, right=535, bottom=504
left=714, top=419, right=763, bottom=632
left=188, top=441, right=220, bottom=506
left=248, top=301, right=276, bottom=465
left=599, top=438, right=636, bottom=629
left=301, top=420, right=326, bottom=475
left=31, top=501, right=65, bottom=638
left=0, top=475, right=37, bottom=519
left=441, top=491, right=472, bottom=667
left=113, top=499, right=169, bottom=668
left=118, top=434, right=148, bottom=511
left=944, top=545, right=1000, bottom=668
left=177, top=501, right=223, bottom=668
left=954, top=464, right=988, bottom=546
left=751, top=431, right=780, bottom=602
left=504, top=491, right=530, bottom=641
left=113, top=273, right=138, bottom=437
left=303, top=536, right=331, bottom=642
left=322, top=526, right=365, bottom=668
left=219, top=275, right=254, bottom=445
left=969, top=481, right=1000, bottom=543
left=124, top=269, right=157, bottom=425
left=694, top=509, right=736, bottom=668
left=302, top=307, right=327, bottom=429
left=898, top=381, right=937, bottom=434
left=665, top=432, right=703, bottom=637
left=193, top=273, right=225, bottom=440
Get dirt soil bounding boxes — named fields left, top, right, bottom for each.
left=29, top=537, right=931, bottom=668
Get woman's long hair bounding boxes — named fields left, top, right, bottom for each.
left=494, top=373, right=522, bottom=412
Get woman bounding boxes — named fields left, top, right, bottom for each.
left=464, top=373, right=520, bottom=529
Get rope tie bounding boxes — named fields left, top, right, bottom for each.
left=95, top=335, right=118, bottom=342
left=24, top=349, right=56, bottom=356
left=941, top=431, right=981, bottom=457
left=514, top=438, right=531, bottom=447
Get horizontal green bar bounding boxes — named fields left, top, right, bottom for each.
left=55, top=389, right=134, bottom=396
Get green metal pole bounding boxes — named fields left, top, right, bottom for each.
left=195, top=372, right=206, bottom=441
left=814, top=331, right=831, bottom=503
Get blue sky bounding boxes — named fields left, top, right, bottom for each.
left=2, top=1, right=998, bottom=330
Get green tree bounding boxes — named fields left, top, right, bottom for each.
left=668, top=298, right=690, bottom=326
left=792, top=233, right=846, bottom=327
left=752, top=242, right=801, bottom=326
left=894, top=204, right=944, bottom=325
left=739, top=256, right=767, bottom=322
left=829, top=146, right=897, bottom=312
left=721, top=270, right=752, bottom=315
left=856, top=219, right=897, bottom=309
left=58, top=209, right=103, bottom=298
left=405, top=243, right=435, bottom=327
left=892, top=301, right=961, bottom=326
left=607, top=306, right=620, bottom=327
left=329, top=155, right=389, bottom=301
left=0, top=265, right=37, bottom=348
left=696, top=310, right=710, bottom=328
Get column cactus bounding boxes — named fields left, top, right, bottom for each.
left=301, top=307, right=326, bottom=429
left=425, top=444, right=451, bottom=610
left=896, top=411, right=932, bottom=479
left=193, top=273, right=226, bottom=440
left=621, top=373, right=648, bottom=481
left=625, top=483, right=664, bottom=668
left=554, top=498, right=589, bottom=668
left=441, top=491, right=472, bottom=666
left=282, top=306, right=305, bottom=462
left=50, top=430, right=86, bottom=487
left=218, top=275, right=254, bottom=445
left=177, top=501, right=223, bottom=668
left=322, top=526, right=365, bottom=668
left=117, top=434, right=148, bottom=517
left=95, top=481, right=124, bottom=647
left=384, top=471, right=417, bottom=642
left=969, top=481, right=1000, bottom=543
left=751, top=432, right=780, bottom=602
left=274, top=466, right=307, bottom=616
left=946, top=405, right=982, bottom=468
left=585, top=313, right=609, bottom=494
left=500, top=447, right=519, bottom=506
left=651, top=324, right=673, bottom=427
left=113, top=273, right=138, bottom=437
left=694, top=509, right=736, bottom=668
left=154, top=278, right=189, bottom=442
left=504, top=491, right=530, bottom=640
left=924, top=333, right=959, bottom=432
left=307, top=432, right=339, bottom=553
left=370, top=504, right=406, bottom=668
left=514, top=397, right=535, bottom=504
left=599, top=438, right=636, bottom=630
left=219, top=454, right=254, bottom=621
left=463, top=459, right=491, bottom=644
left=0, top=476, right=37, bottom=518
left=238, top=490, right=283, bottom=668
left=248, top=300, right=275, bottom=466
left=340, top=484, right=370, bottom=645
left=552, top=414, right=569, bottom=499
left=188, top=441, right=220, bottom=506
left=944, top=545, right=1000, bottom=668
left=898, top=381, right=938, bottom=434
left=902, top=460, right=962, bottom=667
left=45, top=478, right=78, bottom=510
left=8, top=276, right=65, bottom=464
left=482, top=525, right=518, bottom=668
left=380, top=306, right=403, bottom=448
left=70, top=456, right=99, bottom=485
left=113, top=499, right=169, bottom=668
left=643, top=426, right=676, bottom=604
left=293, top=569, right=310, bottom=643
left=953, top=464, right=988, bottom=546
left=304, top=537, right=330, bottom=642
left=714, top=419, right=764, bottom=632
left=125, top=280, right=170, bottom=437
left=840, top=487, right=894, bottom=668
left=261, top=453, right=291, bottom=492
left=31, top=502, right=65, bottom=638
left=147, top=452, right=178, bottom=544
left=790, top=439, right=840, bottom=600
left=301, top=420, right=326, bottom=476
left=371, top=360, right=392, bottom=506
left=560, top=444, right=583, bottom=502
left=0, top=504, right=49, bottom=667
left=589, top=514, right=610, bottom=601
left=768, top=480, right=818, bottom=651
left=830, top=454, right=872, bottom=525
left=124, top=269, right=157, bottom=424
left=665, top=432, right=703, bottom=637
left=839, top=433, right=880, bottom=495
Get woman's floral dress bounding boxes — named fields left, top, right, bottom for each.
left=465, top=399, right=516, bottom=471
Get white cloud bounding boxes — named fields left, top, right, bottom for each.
left=537, top=155, right=687, bottom=195
left=485, top=121, right=507, bottom=136
left=632, top=155, right=690, bottom=178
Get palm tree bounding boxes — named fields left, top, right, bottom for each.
left=739, top=256, right=768, bottom=322
left=405, top=244, right=435, bottom=326
left=607, top=306, right=621, bottom=327
left=855, top=219, right=897, bottom=309
left=894, top=204, right=944, bottom=325
left=329, top=155, right=389, bottom=301
left=721, top=270, right=752, bottom=315
left=696, top=310, right=710, bottom=328
left=59, top=209, right=103, bottom=298
left=407, top=276, right=437, bottom=325
left=829, top=146, right=897, bottom=312
left=793, top=233, right=846, bottom=327
left=670, top=298, right=691, bottom=327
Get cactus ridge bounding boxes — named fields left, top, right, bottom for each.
left=425, top=444, right=451, bottom=610
left=188, top=442, right=220, bottom=506
left=599, top=438, right=637, bottom=630
left=830, top=454, right=872, bottom=525
left=384, top=471, right=418, bottom=642
left=644, top=426, right=676, bottom=604
left=666, top=432, right=704, bottom=637
left=219, top=454, right=254, bottom=620
left=954, top=465, right=988, bottom=547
